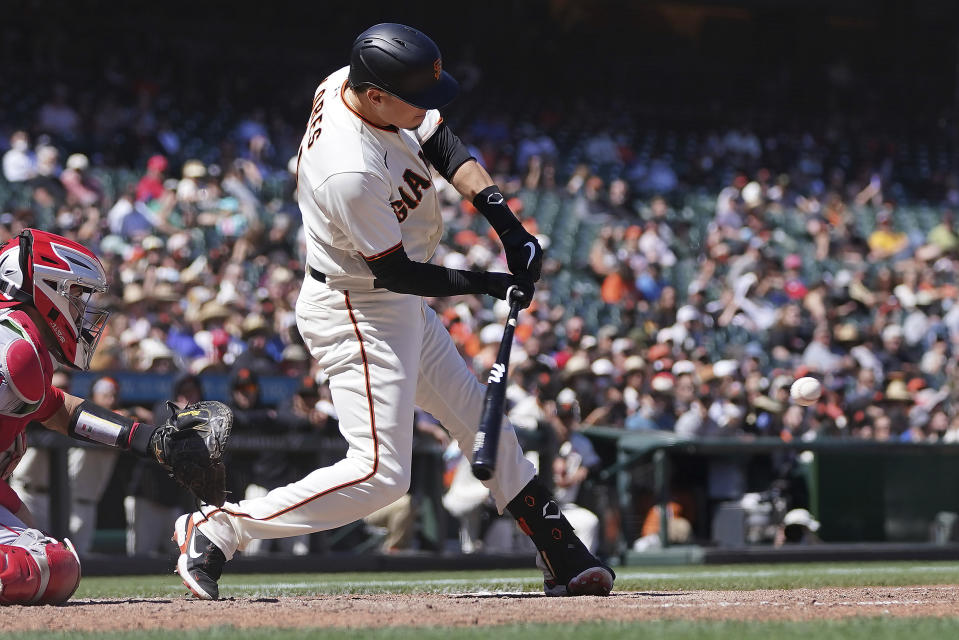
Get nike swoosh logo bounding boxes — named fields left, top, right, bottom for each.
left=188, top=528, right=204, bottom=559
left=524, top=241, right=537, bottom=269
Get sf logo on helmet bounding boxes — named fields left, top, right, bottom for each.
left=433, top=58, right=442, bottom=80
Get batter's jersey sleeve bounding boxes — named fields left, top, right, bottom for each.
left=313, top=172, right=403, bottom=260
left=414, top=110, right=444, bottom=144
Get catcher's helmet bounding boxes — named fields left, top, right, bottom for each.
left=0, top=229, right=109, bottom=370
left=349, top=23, right=459, bottom=110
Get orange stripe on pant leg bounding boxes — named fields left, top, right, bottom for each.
left=208, top=290, right=379, bottom=524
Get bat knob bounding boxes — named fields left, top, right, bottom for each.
left=471, top=463, right=493, bottom=481
left=505, top=285, right=526, bottom=305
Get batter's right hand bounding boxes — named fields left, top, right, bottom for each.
left=485, top=273, right=534, bottom=309
left=500, top=227, right=543, bottom=283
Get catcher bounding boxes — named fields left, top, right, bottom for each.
left=0, top=229, right=232, bottom=605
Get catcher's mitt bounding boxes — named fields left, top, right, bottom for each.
left=151, top=400, right=233, bottom=507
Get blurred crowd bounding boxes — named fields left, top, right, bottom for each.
left=4, top=1, right=959, bottom=554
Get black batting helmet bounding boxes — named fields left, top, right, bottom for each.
left=349, top=23, right=459, bottom=110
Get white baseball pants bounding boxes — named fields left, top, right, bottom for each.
left=195, top=278, right=535, bottom=559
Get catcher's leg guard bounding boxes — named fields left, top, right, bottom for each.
left=36, top=538, right=81, bottom=605
left=0, top=544, right=42, bottom=604
left=0, top=534, right=81, bottom=605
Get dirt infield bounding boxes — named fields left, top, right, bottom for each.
left=5, top=585, right=959, bottom=631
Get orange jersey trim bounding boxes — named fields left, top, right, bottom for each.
left=362, top=242, right=403, bottom=262
left=200, top=290, right=379, bottom=525
left=421, top=116, right=443, bottom=143
left=340, top=80, right=399, bottom=133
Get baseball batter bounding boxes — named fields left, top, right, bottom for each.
left=175, top=23, right=614, bottom=599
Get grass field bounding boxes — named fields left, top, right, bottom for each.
left=6, top=561, right=959, bottom=639
left=71, top=560, right=959, bottom=596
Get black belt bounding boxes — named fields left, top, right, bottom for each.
left=308, top=265, right=384, bottom=289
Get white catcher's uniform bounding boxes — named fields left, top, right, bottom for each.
left=194, top=67, right=535, bottom=558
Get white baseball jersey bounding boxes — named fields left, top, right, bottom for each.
left=297, top=66, right=445, bottom=290
left=191, top=66, right=535, bottom=560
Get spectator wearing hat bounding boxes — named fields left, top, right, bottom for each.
left=877, top=377, right=912, bottom=436
left=60, top=153, right=103, bottom=207
left=176, top=159, right=208, bottom=203
left=135, top=337, right=178, bottom=373
left=278, top=343, right=311, bottom=378
left=560, top=353, right=599, bottom=418
left=231, top=314, right=279, bottom=378
left=136, top=155, right=169, bottom=203
left=190, top=302, right=236, bottom=374
left=621, top=355, right=647, bottom=417
left=626, top=371, right=676, bottom=431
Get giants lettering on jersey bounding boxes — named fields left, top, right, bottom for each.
left=390, top=168, right=432, bottom=222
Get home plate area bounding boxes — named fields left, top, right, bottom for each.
left=6, top=586, right=959, bottom=631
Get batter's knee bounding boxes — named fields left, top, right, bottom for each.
left=0, top=536, right=81, bottom=605
left=366, top=470, right=411, bottom=512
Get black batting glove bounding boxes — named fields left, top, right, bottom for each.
left=500, top=227, right=543, bottom=283
left=473, top=185, right=544, bottom=282
left=485, top=273, right=534, bottom=309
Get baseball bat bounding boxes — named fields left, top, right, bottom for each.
left=471, top=288, right=524, bottom=481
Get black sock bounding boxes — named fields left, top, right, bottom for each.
left=506, top=476, right=596, bottom=582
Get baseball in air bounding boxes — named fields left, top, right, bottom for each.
left=790, top=376, right=822, bottom=406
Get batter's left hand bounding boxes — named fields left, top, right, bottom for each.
left=507, top=277, right=535, bottom=310
left=485, top=273, right=534, bottom=309
left=500, top=227, right=543, bottom=283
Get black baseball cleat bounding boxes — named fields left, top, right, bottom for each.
left=537, top=549, right=615, bottom=597
left=173, top=513, right=225, bottom=600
